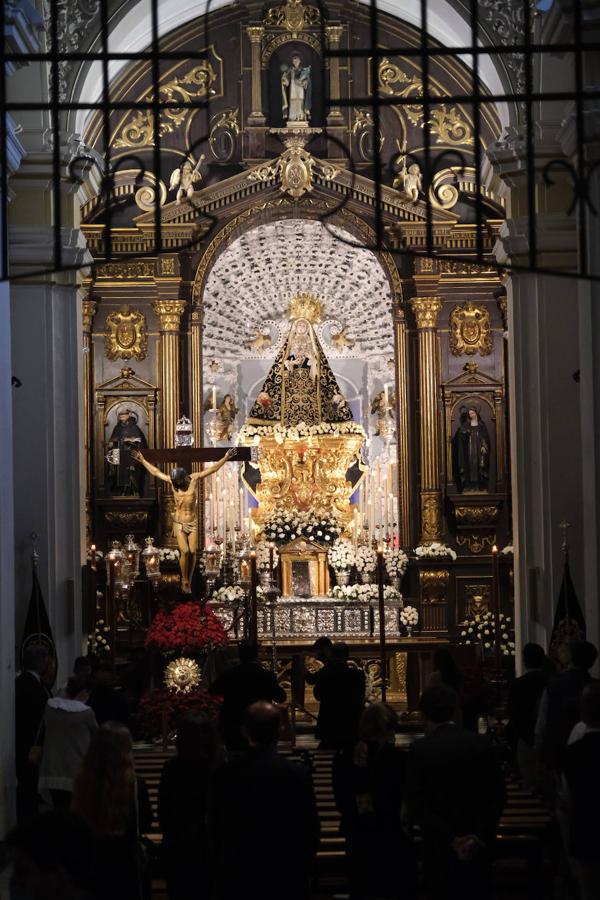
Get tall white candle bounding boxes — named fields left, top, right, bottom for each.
left=212, top=385, right=217, bottom=410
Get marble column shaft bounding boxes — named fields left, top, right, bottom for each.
left=247, top=26, right=264, bottom=121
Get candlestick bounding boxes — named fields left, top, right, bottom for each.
left=212, top=384, right=217, bottom=410
left=376, top=547, right=387, bottom=701
left=250, top=550, right=258, bottom=643
left=491, top=544, right=501, bottom=675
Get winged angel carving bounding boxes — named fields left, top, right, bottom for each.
left=169, top=155, right=205, bottom=205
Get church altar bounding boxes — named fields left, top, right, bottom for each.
left=211, top=596, right=405, bottom=640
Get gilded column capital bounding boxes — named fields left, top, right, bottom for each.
left=152, top=299, right=187, bottom=331
left=81, top=299, right=97, bottom=332
left=411, top=297, right=443, bottom=329
left=247, top=25, right=264, bottom=43
left=326, top=24, right=344, bottom=46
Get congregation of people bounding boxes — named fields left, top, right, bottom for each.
left=6, top=635, right=600, bottom=900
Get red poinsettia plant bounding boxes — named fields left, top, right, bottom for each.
left=145, top=602, right=228, bottom=655
left=137, top=687, right=222, bottom=739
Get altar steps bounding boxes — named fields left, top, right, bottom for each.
left=134, top=747, right=554, bottom=899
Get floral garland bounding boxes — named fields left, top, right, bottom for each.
left=239, top=420, right=365, bottom=445
left=255, top=541, right=279, bottom=571
left=136, top=687, right=222, bottom=739
left=400, top=605, right=419, bottom=626
left=415, top=542, right=457, bottom=561
left=384, top=548, right=409, bottom=578
left=262, top=509, right=343, bottom=546
left=355, top=545, right=377, bottom=574
left=328, top=584, right=402, bottom=603
left=328, top=539, right=355, bottom=572
left=145, top=602, right=228, bottom=655
left=459, top=611, right=515, bottom=656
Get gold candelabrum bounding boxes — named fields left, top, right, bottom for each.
left=247, top=434, right=364, bottom=530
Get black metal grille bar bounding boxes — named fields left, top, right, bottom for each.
left=1, top=0, right=597, bottom=282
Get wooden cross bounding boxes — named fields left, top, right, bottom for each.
left=137, top=446, right=255, bottom=466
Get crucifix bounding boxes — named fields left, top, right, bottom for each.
left=131, top=446, right=256, bottom=594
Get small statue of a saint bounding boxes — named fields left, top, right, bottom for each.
left=281, top=54, right=311, bottom=123
left=371, top=389, right=394, bottom=437
left=106, top=407, right=147, bottom=495
left=283, top=317, right=320, bottom=425
left=217, top=394, right=239, bottom=441
left=131, top=447, right=236, bottom=593
left=452, top=405, right=490, bottom=492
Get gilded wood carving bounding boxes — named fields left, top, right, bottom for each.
left=104, top=306, right=148, bottom=361
left=449, top=302, right=493, bottom=356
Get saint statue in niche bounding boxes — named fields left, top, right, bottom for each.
left=106, top=407, right=147, bottom=495
left=281, top=54, right=311, bottom=123
left=283, top=317, right=320, bottom=425
left=452, top=404, right=490, bottom=492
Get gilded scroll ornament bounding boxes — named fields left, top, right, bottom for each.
left=455, top=505, right=498, bottom=525
left=378, top=58, right=473, bottom=147
left=421, top=492, right=442, bottom=542
left=449, top=302, right=493, bottom=356
left=209, top=108, right=240, bottom=161
left=113, top=61, right=217, bottom=149
left=456, top=533, right=495, bottom=554
left=264, top=0, right=321, bottom=33
left=105, top=306, right=148, bottom=361
left=97, top=261, right=155, bottom=279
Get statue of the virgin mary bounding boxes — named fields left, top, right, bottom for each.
left=247, top=304, right=353, bottom=429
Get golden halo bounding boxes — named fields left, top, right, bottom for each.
left=164, top=656, right=202, bottom=694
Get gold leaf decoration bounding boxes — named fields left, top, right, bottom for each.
left=164, top=657, right=202, bottom=694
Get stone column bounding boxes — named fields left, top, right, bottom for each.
left=326, top=25, right=344, bottom=122
left=152, top=300, right=186, bottom=544
left=246, top=26, right=265, bottom=124
left=411, top=297, right=443, bottom=543
left=82, top=298, right=96, bottom=542
left=393, top=299, right=411, bottom=547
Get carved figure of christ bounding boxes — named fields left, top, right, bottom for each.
left=131, top=446, right=253, bottom=593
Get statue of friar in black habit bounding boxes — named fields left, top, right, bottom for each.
left=452, top=404, right=490, bottom=492
left=107, top=407, right=147, bottom=495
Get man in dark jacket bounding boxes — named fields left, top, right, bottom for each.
left=15, top=644, right=52, bottom=823
left=209, top=641, right=286, bottom=750
left=562, top=682, right=600, bottom=900
left=208, top=702, right=320, bottom=900
left=406, top=684, right=505, bottom=900
left=507, top=642, right=549, bottom=788
left=307, top=639, right=366, bottom=749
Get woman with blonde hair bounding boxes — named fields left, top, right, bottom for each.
left=72, top=721, right=152, bottom=900
left=333, top=703, right=417, bottom=899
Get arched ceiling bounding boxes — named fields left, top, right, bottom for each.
left=74, top=0, right=509, bottom=133
left=203, top=219, right=394, bottom=362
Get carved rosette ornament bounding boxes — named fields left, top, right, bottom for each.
left=449, top=303, right=493, bottom=357
left=105, top=306, right=148, bottom=361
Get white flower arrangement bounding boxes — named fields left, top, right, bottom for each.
left=263, top=508, right=343, bottom=546
left=414, top=542, right=457, bottom=561
left=328, top=584, right=402, bottom=603
left=238, top=420, right=365, bottom=445
left=87, top=547, right=104, bottom=561
left=459, top=610, right=515, bottom=656
left=501, top=544, right=514, bottom=556
left=159, top=548, right=181, bottom=562
left=255, top=541, right=279, bottom=572
left=355, top=545, right=377, bottom=575
left=328, top=539, right=355, bottom=572
left=384, top=548, right=409, bottom=578
left=213, top=585, right=246, bottom=604
left=400, top=606, right=419, bottom=626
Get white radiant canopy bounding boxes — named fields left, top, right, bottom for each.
left=203, top=219, right=395, bottom=363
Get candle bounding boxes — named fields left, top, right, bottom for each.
left=239, top=487, right=244, bottom=529
left=212, top=385, right=217, bottom=410
left=384, top=383, right=389, bottom=408
left=376, top=547, right=387, bottom=701
left=249, top=551, right=258, bottom=642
